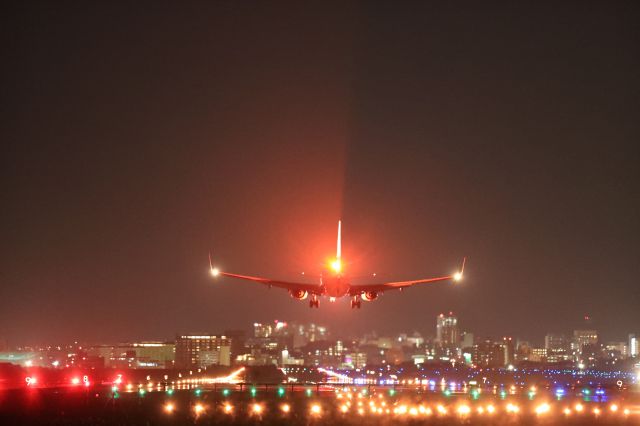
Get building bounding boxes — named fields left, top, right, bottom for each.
left=573, top=329, right=598, bottom=359
left=473, top=339, right=506, bottom=367
left=175, top=335, right=231, bottom=368
left=502, top=337, right=515, bottom=366
left=544, top=334, right=571, bottom=363
left=529, top=348, right=547, bottom=363
left=630, top=334, right=638, bottom=358
left=436, top=312, right=459, bottom=349
left=343, top=352, right=367, bottom=369
left=460, top=332, right=474, bottom=350
left=253, top=323, right=273, bottom=338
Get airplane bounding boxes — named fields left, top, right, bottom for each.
left=209, top=220, right=465, bottom=309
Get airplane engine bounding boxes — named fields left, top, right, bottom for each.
left=361, top=291, right=378, bottom=302
left=290, top=289, right=308, bottom=300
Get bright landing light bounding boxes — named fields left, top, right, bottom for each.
left=453, top=272, right=463, bottom=281
left=331, top=259, right=342, bottom=273
left=210, top=267, right=220, bottom=277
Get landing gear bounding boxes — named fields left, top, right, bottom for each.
left=350, top=296, right=361, bottom=309
left=309, top=295, right=319, bottom=308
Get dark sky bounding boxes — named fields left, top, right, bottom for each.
left=2, top=2, right=639, bottom=346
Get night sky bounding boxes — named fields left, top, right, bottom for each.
left=2, top=2, right=639, bottom=346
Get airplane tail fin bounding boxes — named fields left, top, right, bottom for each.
left=336, top=220, right=342, bottom=260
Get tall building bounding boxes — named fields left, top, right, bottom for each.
left=630, top=334, right=638, bottom=358
left=436, top=312, right=459, bottom=348
left=502, top=337, right=515, bottom=366
left=175, top=335, right=231, bottom=368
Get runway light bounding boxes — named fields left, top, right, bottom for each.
left=564, top=408, right=571, bottom=415
left=250, top=387, right=257, bottom=397
left=222, top=388, right=230, bottom=397
left=138, top=389, right=146, bottom=397
left=281, top=403, right=290, bottom=413
left=278, top=387, right=285, bottom=397
left=535, top=403, right=551, bottom=415
left=252, top=403, right=263, bottom=415
left=593, top=407, right=601, bottom=415
left=164, top=403, right=174, bottom=414
left=575, top=403, right=584, bottom=412
left=506, top=403, right=520, bottom=413
left=310, top=404, right=321, bottom=415
left=436, top=404, right=447, bottom=415
left=623, top=408, right=630, bottom=416
left=223, top=403, right=233, bottom=414
left=486, top=404, right=495, bottom=414
left=610, top=404, right=618, bottom=412
left=457, top=405, right=471, bottom=415
left=193, top=403, right=204, bottom=415
left=340, top=404, right=349, bottom=413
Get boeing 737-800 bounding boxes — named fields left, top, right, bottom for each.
left=209, top=221, right=465, bottom=308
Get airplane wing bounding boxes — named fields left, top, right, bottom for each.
left=349, top=275, right=453, bottom=294
left=349, top=258, right=466, bottom=295
left=209, top=253, right=322, bottom=294
left=215, top=271, right=323, bottom=294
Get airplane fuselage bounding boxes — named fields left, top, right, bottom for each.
left=321, top=272, right=350, bottom=298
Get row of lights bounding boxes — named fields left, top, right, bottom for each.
left=162, top=401, right=632, bottom=418
left=163, top=402, right=323, bottom=416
